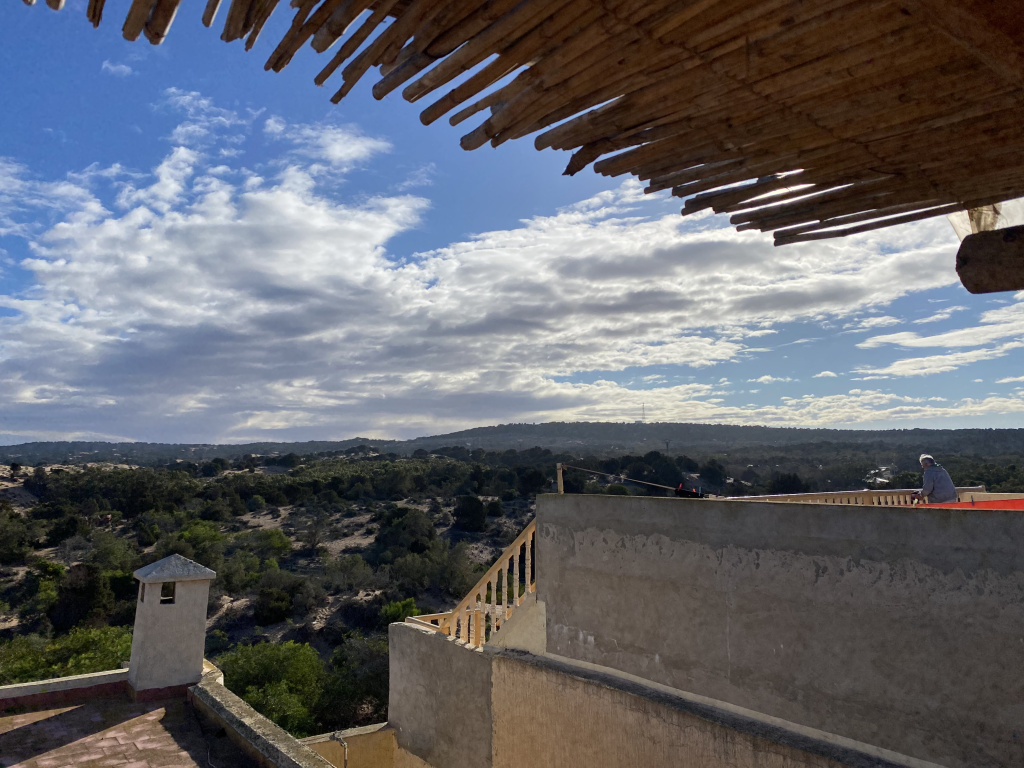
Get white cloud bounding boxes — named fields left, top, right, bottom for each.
left=853, top=342, right=1024, bottom=378
left=813, top=371, right=838, bottom=378
left=996, top=375, right=1024, bottom=384
left=397, top=163, right=436, bottom=191
left=748, top=375, right=793, bottom=384
left=844, top=315, right=902, bottom=331
left=913, top=305, right=967, bottom=324
left=264, top=116, right=390, bottom=172
left=0, top=92, right=1018, bottom=441
left=101, top=61, right=133, bottom=77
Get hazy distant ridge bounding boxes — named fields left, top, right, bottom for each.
left=3, top=422, right=1024, bottom=464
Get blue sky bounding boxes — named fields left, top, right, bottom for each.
left=1, top=3, right=1023, bottom=444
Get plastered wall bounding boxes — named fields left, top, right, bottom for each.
left=388, top=623, right=922, bottom=768
left=129, top=579, right=210, bottom=690
left=537, top=494, right=1024, bottom=768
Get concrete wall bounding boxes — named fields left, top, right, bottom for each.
left=388, top=623, right=931, bottom=768
left=537, top=494, right=1024, bottom=768
left=130, top=579, right=210, bottom=690
left=302, top=724, right=396, bottom=768
left=388, top=622, right=492, bottom=768
left=0, top=669, right=129, bottom=711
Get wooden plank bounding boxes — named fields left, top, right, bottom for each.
left=956, top=225, right=1024, bottom=294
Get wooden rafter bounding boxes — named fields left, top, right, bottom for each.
left=26, top=0, right=1024, bottom=245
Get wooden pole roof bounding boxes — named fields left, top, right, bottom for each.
left=25, top=0, right=1024, bottom=245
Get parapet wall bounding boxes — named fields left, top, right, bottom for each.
left=537, top=494, right=1024, bottom=768
left=389, top=622, right=928, bottom=768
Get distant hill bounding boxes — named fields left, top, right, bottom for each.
left=2, top=422, right=1023, bottom=465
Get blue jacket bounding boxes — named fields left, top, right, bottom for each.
left=921, top=464, right=957, bottom=503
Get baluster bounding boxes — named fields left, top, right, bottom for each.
left=474, top=608, right=483, bottom=647
left=525, top=529, right=533, bottom=593
left=488, top=574, right=496, bottom=633
left=513, top=542, right=521, bottom=607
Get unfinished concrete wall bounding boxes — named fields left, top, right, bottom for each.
left=537, top=494, right=1024, bottom=768
left=388, top=623, right=492, bottom=768
left=388, top=623, right=923, bottom=768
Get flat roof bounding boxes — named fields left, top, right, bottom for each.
left=0, top=696, right=256, bottom=767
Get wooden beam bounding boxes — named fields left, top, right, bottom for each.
left=956, top=225, right=1024, bottom=294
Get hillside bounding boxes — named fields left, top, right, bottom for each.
left=3, top=422, right=1024, bottom=465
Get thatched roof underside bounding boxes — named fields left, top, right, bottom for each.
left=29, top=0, right=1024, bottom=244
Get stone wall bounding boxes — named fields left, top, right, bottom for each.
left=537, top=494, right=1024, bottom=768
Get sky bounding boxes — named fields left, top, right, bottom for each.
left=1, top=4, right=1023, bottom=445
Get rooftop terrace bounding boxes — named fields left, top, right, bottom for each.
left=0, top=695, right=255, bottom=768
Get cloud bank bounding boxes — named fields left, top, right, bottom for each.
left=0, top=90, right=1021, bottom=443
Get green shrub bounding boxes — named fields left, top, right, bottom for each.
left=605, top=484, right=629, bottom=495
left=379, top=598, right=421, bottom=627
left=0, top=626, right=132, bottom=685
left=218, top=641, right=325, bottom=737
left=453, top=496, right=486, bottom=532
left=485, top=500, right=503, bottom=517
left=253, top=587, right=292, bottom=625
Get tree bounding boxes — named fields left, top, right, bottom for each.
left=218, top=641, right=325, bottom=737
left=0, top=500, right=34, bottom=564
left=453, top=495, right=486, bottom=531
left=379, top=597, right=421, bottom=626
left=485, top=499, right=504, bottom=517
left=768, top=472, right=806, bottom=494
left=699, top=459, right=726, bottom=488
left=0, top=626, right=132, bottom=685
left=254, top=588, right=292, bottom=625
left=49, top=562, right=115, bottom=633
left=317, top=635, right=389, bottom=730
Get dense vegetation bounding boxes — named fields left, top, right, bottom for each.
left=1, top=438, right=1020, bottom=737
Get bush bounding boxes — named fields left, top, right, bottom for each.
left=605, top=484, right=629, bottom=495
left=453, top=496, right=486, bottom=531
left=485, top=500, right=503, bottom=517
left=379, top=597, right=420, bottom=627
left=218, top=641, right=325, bottom=737
left=253, top=587, right=292, bottom=625
left=325, top=554, right=375, bottom=593
left=0, top=626, right=132, bottom=685
left=317, top=635, right=389, bottom=730
left=372, top=508, right=436, bottom=562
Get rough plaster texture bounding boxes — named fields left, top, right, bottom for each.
left=484, top=592, right=546, bottom=655
left=302, top=724, right=396, bottom=768
left=492, top=652, right=868, bottom=768
left=130, top=579, right=210, bottom=691
left=537, top=494, right=1024, bottom=768
left=388, top=623, right=492, bottom=768
left=388, top=626, right=926, bottom=768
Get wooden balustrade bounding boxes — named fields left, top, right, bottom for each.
left=734, top=486, right=986, bottom=506
left=406, top=519, right=537, bottom=648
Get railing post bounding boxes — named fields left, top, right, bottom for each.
left=513, top=543, right=521, bottom=607
left=556, top=463, right=564, bottom=494
left=525, top=529, right=533, bottom=594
